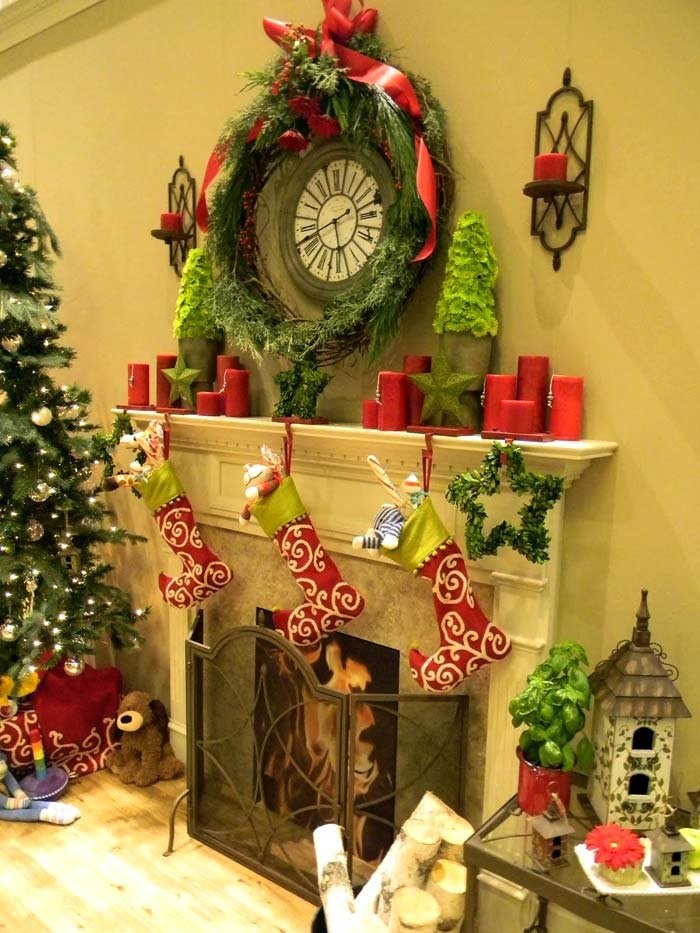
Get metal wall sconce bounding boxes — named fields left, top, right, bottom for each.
left=150, top=155, right=197, bottom=275
left=523, top=68, right=593, bottom=271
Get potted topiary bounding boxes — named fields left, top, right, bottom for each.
left=432, top=211, right=499, bottom=429
left=173, top=246, right=222, bottom=395
left=509, top=640, right=595, bottom=815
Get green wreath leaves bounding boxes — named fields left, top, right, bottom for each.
left=445, top=442, right=564, bottom=564
left=207, top=26, right=450, bottom=366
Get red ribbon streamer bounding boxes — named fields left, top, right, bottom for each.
left=197, top=1, right=438, bottom=260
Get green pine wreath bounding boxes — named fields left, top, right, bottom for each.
left=207, top=24, right=451, bottom=366
left=446, top=442, right=565, bottom=564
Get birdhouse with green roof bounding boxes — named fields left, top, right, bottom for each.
left=586, top=589, right=691, bottom=831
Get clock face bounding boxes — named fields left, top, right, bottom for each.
left=280, top=143, right=393, bottom=300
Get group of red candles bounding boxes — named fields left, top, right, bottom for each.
left=361, top=355, right=432, bottom=431
left=482, top=355, right=583, bottom=440
left=127, top=355, right=251, bottom=417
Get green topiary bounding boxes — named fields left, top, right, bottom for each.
left=173, top=247, right=220, bottom=340
left=433, top=211, right=499, bottom=338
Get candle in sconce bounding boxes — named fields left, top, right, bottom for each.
left=403, top=354, right=431, bottom=425
left=516, top=355, right=550, bottom=433
left=533, top=153, right=568, bottom=181
left=160, top=211, right=183, bottom=233
left=216, top=354, right=240, bottom=390
left=156, top=354, right=177, bottom=409
left=377, top=371, right=408, bottom=431
left=29, top=727, right=47, bottom=781
left=196, top=391, right=222, bottom=417
left=500, top=399, right=536, bottom=435
left=127, top=363, right=150, bottom=407
left=481, top=374, right=517, bottom=432
left=222, top=368, right=250, bottom=417
left=362, top=399, right=380, bottom=429
left=548, top=375, right=584, bottom=440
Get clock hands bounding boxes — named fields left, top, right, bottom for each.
left=297, top=207, right=351, bottom=245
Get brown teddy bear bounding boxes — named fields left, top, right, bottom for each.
left=105, top=691, right=183, bottom=786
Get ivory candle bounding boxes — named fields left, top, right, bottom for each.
left=403, top=354, right=431, bottom=425
left=516, top=355, right=549, bottom=432
left=377, top=372, right=408, bottom=431
left=196, top=391, right=222, bottom=417
left=481, top=374, right=517, bottom=432
left=548, top=375, right=584, bottom=440
left=362, top=399, right=380, bottom=429
left=156, top=354, right=177, bottom=409
left=216, top=354, right=240, bottom=390
left=127, top=363, right=150, bottom=407
left=500, top=399, right=536, bottom=435
left=29, top=727, right=47, bottom=780
left=534, top=153, right=568, bottom=181
left=222, top=368, right=250, bottom=417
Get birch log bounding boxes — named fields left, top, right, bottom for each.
left=388, top=886, right=440, bottom=933
left=377, top=818, right=441, bottom=922
left=312, top=823, right=355, bottom=933
left=425, top=859, right=467, bottom=932
left=435, top=812, right=475, bottom=864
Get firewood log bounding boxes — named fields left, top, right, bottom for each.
left=388, top=886, right=440, bottom=932
left=312, top=823, right=355, bottom=933
left=435, top=812, right=474, bottom=864
left=425, top=859, right=467, bottom=931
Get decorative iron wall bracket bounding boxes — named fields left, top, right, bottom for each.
left=523, top=68, right=593, bottom=270
left=150, top=155, right=197, bottom=275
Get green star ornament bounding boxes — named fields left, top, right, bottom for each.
left=409, top=346, right=480, bottom=426
left=162, top=354, right=201, bottom=408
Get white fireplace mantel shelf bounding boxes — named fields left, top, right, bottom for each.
left=121, top=410, right=617, bottom=817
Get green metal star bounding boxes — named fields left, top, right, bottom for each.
left=162, top=354, right=201, bottom=408
left=410, top=345, right=480, bottom=426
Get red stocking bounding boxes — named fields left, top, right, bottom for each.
left=138, top=462, right=233, bottom=610
left=250, top=477, right=365, bottom=647
left=385, top=498, right=511, bottom=692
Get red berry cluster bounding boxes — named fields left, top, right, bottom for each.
left=271, top=57, right=294, bottom=97
left=238, top=187, right=259, bottom=263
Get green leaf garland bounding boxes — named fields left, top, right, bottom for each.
left=446, top=441, right=564, bottom=564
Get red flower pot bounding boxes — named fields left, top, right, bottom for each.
left=516, top=747, right=572, bottom=815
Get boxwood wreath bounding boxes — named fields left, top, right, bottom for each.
left=205, top=10, right=451, bottom=380
left=445, top=441, right=565, bottom=564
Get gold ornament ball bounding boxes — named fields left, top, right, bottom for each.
left=1, top=335, right=22, bottom=352
left=0, top=618, right=18, bottom=641
left=31, top=406, right=53, bottom=427
left=28, top=481, right=52, bottom=502
left=26, top=519, right=44, bottom=541
left=0, top=390, right=7, bottom=405
left=64, top=656, right=85, bottom=677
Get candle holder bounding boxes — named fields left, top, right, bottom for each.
left=523, top=68, right=593, bottom=271
left=150, top=155, right=197, bottom=275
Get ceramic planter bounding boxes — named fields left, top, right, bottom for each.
left=517, top=747, right=572, bottom=815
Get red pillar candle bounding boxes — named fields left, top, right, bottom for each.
left=548, top=375, right=584, bottom=440
left=160, top=211, right=183, bottom=233
left=516, top=355, right=550, bottom=433
left=223, top=368, right=250, bottom=417
left=533, top=153, right=568, bottom=181
left=482, top=374, right=517, bottom=432
left=500, top=399, right=536, bottom=435
left=377, top=371, right=408, bottom=431
left=196, top=391, right=222, bottom=416
left=156, top=354, right=178, bottom=409
left=127, top=363, right=150, bottom=407
left=403, top=354, right=431, bottom=425
left=362, top=399, right=379, bottom=429
left=216, top=354, right=240, bottom=390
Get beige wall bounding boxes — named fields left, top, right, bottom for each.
left=1, top=0, right=698, bottom=797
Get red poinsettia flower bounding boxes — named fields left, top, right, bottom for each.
left=277, top=129, right=309, bottom=152
left=308, top=113, right=341, bottom=139
left=585, top=824, right=645, bottom=871
left=288, top=96, right=320, bottom=118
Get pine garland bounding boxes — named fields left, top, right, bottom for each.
left=445, top=442, right=564, bottom=564
left=207, top=24, right=450, bottom=367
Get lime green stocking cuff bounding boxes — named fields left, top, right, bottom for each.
left=136, top=460, right=185, bottom=512
left=382, top=497, right=451, bottom=573
left=252, top=476, right=306, bottom=537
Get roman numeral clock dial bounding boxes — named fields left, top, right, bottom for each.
left=280, top=143, right=393, bottom=301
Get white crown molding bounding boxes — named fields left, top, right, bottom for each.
left=0, top=0, right=104, bottom=53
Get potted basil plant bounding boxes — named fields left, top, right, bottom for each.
left=173, top=246, right=222, bottom=395
left=509, top=639, right=595, bottom=815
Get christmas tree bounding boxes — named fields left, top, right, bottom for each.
left=0, top=122, right=144, bottom=708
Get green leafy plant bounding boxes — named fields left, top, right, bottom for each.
left=173, top=247, right=220, bottom=340
left=433, top=211, right=499, bottom=338
left=509, top=640, right=595, bottom=772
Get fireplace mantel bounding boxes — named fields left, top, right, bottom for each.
left=123, top=411, right=617, bottom=815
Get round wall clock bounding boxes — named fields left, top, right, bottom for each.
left=279, top=142, right=394, bottom=302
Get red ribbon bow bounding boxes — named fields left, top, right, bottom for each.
left=197, top=1, right=437, bottom=260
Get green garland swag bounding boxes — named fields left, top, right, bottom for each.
left=445, top=442, right=564, bottom=565
left=207, top=25, right=451, bottom=367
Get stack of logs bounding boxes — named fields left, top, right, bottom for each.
left=313, top=791, right=474, bottom=932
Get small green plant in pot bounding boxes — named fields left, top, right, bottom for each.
left=173, top=246, right=222, bottom=394
left=509, top=640, right=595, bottom=814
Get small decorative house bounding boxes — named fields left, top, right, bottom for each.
left=647, top=814, right=694, bottom=887
left=587, top=590, right=691, bottom=831
left=531, top=796, right=575, bottom=868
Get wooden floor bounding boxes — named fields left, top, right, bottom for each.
left=2, top=769, right=317, bottom=932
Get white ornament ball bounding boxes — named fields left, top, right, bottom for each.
left=64, top=656, right=85, bottom=677
left=1, top=335, right=22, bottom=352
left=31, top=406, right=53, bottom=427
left=26, top=519, right=44, bottom=541
left=0, top=618, right=18, bottom=641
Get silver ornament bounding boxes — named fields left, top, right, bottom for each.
left=1, top=335, right=22, bottom=352
left=0, top=618, right=18, bottom=641
left=64, top=656, right=85, bottom=677
left=26, top=519, right=44, bottom=541
left=31, top=406, right=53, bottom=427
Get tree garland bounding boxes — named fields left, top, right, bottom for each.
left=445, top=442, right=564, bottom=564
left=207, top=14, right=451, bottom=367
